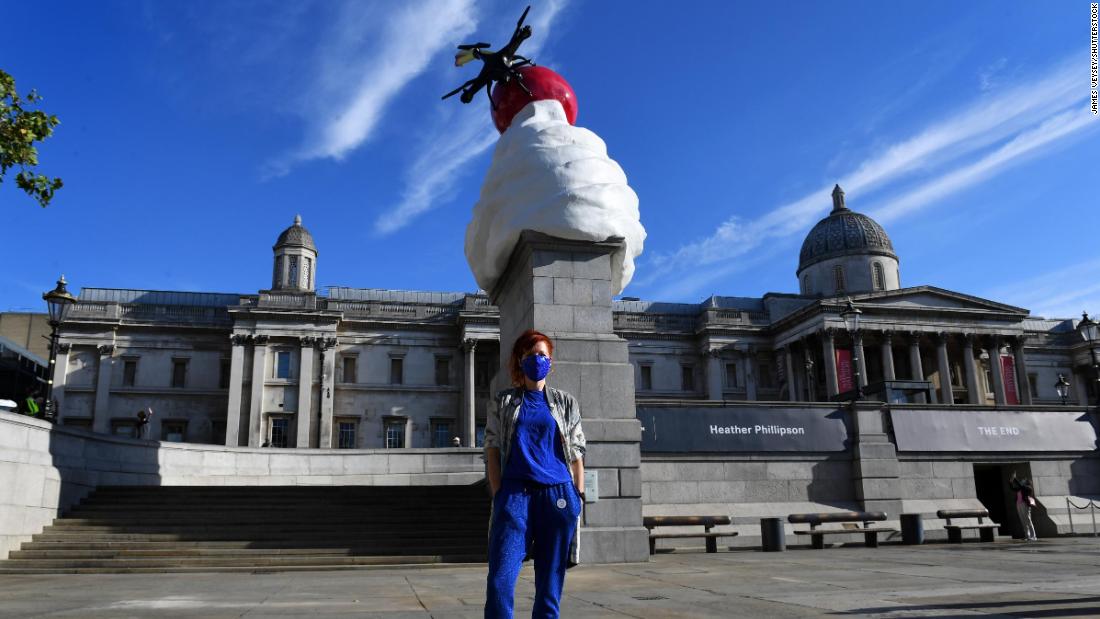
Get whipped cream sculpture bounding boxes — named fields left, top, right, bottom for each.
left=444, top=6, right=645, bottom=296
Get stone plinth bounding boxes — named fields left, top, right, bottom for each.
left=851, top=403, right=902, bottom=516
left=490, top=231, right=648, bottom=563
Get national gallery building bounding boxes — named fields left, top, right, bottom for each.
left=50, top=188, right=1096, bottom=450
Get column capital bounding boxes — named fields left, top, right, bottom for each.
left=1011, top=335, right=1030, bottom=349
left=823, top=328, right=836, bottom=340
left=706, top=348, right=722, bottom=359
left=230, top=334, right=249, bottom=346
left=961, top=333, right=976, bottom=347
left=880, top=330, right=894, bottom=343
left=298, top=336, right=318, bottom=348
left=907, top=331, right=923, bottom=344
left=463, top=338, right=479, bottom=352
left=252, top=335, right=270, bottom=345
left=935, top=331, right=951, bottom=344
left=319, top=336, right=338, bottom=350
left=96, top=344, right=114, bottom=356
left=57, top=343, right=71, bottom=353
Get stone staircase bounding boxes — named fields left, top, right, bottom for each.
left=0, top=484, right=489, bottom=573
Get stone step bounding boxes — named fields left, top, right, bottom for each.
left=22, top=536, right=483, bottom=550
left=33, top=530, right=485, bottom=542
left=0, top=554, right=487, bottom=570
left=10, top=543, right=486, bottom=559
left=51, top=515, right=486, bottom=527
left=0, top=560, right=487, bottom=575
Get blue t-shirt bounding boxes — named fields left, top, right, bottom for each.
left=503, top=389, right=572, bottom=485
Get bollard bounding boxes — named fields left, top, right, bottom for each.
left=760, top=517, right=785, bottom=552
left=901, top=513, right=924, bottom=545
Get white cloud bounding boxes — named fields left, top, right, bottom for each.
left=637, top=58, right=1092, bottom=300
left=372, top=0, right=569, bottom=235
left=984, top=258, right=1100, bottom=320
left=265, top=0, right=479, bottom=176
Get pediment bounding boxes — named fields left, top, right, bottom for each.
left=850, top=286, right=1028, bottom=315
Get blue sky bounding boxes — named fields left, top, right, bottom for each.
left=3, top=0, right=1098, bottom=319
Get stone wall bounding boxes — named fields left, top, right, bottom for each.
left=0, top=411, right=484, bottom=559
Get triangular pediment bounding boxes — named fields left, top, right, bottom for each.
left=847, top=286, right=1028, bottom=315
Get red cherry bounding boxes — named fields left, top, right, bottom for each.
left=490, top=66, right=577, bottom=134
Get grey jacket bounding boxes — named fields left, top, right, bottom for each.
left=484, top=385, right=586, bottom=566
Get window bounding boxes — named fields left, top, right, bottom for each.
left=275, top=351, right=291, bottom=379
left=288, top=256, right=299, bottom=288
left=273, top=255, right=283, bottom=287
left=872, top=262, right=885, bottom=291
left=681, top=365, right=695, bottom=391
left=390, top=357, right=404, bottom=385
left=161, top=420, right=187, bottom=443
left=63, top=417, right=92, bottom=430
left=725, top=362, right=738, bottom=389
left=833, top=265, right=846, bottom=292
left=270, top=418, right=289, bottom=448
left=435, top=357, right=451, bottom=386
left=342, top=356, right=357, bottom=383
left=384, top=418, right=406, bottom=448
left=219, top=358, right=231, bottom=389
left=303, top=257, right=312, bottom=289
left=171, top=359, right=188, bottom=388
left=802, top=275, right=811, bottom=295
left=122, top=359, right=137, bottom=387
left=476, top=423, right=486, bottom=448
left=758, top=363, right=774, bottom=389
left=111, top=420, right=137, bottom=438
left=640, top=364, right=653, bottom=391
left=475, top=358, right=491, bottom=388
left=431, top=419, right=453, bottom=447
left=337, top=420, right=357, bottom=449
left=1028, top=373, right=1038, bottom=398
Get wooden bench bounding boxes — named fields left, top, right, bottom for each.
left=642, top=516, right=738, bottom=554
left=787, top=511, right=896, bottom=549
left=937, top=509, right=999, bottom=543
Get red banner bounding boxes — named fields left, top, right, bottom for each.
left=836, top=349, right=854, bottom=393
left=1001, top=355, right=1019, bottom=405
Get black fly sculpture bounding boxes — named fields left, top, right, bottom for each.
left=442, top=5, right=535, bottom=109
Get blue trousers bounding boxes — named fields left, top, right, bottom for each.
left=485, top=479, right=582, bottom=619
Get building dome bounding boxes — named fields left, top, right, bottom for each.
left=274, top=214, right=317, bottom=252
left=798, top=185, right=895, bottom=272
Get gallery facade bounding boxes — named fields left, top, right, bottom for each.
left=49, top=188, right=1097, bottom=449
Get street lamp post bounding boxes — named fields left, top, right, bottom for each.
left=1077, top=312, right=1099, bottom=408
left=839, top=297, right=863, bottom=403
left=1054, top=374, right=1071, bottom=406
left=42, top=275, right=76, bottom=422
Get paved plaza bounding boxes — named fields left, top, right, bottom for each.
left=1, top=537, right=1099, bottom=618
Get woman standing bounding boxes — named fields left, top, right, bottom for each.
left=484, top=329, right=586, bottom=619
left=1010, top=475, right=1038, bottom=541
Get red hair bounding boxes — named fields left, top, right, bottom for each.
left=509, top=329, right=554, bottom=386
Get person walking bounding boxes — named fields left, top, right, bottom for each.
left=1010, top=475, right=1038, bottom=541
left=484, top=329, right=586, bottom=619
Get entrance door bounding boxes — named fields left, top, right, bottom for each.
left=973, top=463, right=1032, bottom=538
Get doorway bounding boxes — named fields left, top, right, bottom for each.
left=973, top=462, right=1032, bottom=538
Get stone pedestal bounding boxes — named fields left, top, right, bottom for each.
left=490, top=231, right=648, bottom=564
left=850, top=402, right=901, bottom=517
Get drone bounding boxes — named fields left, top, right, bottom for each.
left=442, top=5, right=535, bottom=108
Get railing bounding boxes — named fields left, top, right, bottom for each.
left=614, top=313, right=696, bottom=332
left=257, top=293, right=316, bottom=309
left=1066, top=498, right=1100, bottom=536
left=327, top=300, right=460, bottom=322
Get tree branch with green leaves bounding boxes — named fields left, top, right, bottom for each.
left=1, top=69, right=62, bottom=207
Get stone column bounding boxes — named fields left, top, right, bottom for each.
left=296, top=337, right=316, bottom=448
left=783, top=346, right=798, bottom=402
left=706, top=349, right=723, bottom=401
left=852, top=333, right=868, bottom=389
left=52, top=343, right=70, bottom=418
left=880, top=332, right=896, bottom=381
left=463, top=338, right=478, bottom=446
left=908, top=333, right=924, bottom=380
left=987, top=336, right=1007, bottom=406
left=936, top=333, right=953, bottom=405
left=318, top=337, right=337, bottom=448
left=225, top=335, right=247, bottom=446
left=822, top=330, right=839, bottom=398
left=248, top=336, right=268, bottom=447
left=1012, top=337, right=1033, bottom=405
left=962, top=335, right=982, bottom=405
left=92, top=344, right=115, bottom=434
left=743, top=348, right=758, bottom=401
left=490, top=231, right=646, bottom=564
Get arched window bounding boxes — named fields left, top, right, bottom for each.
left=303, top=257, right=313, bottom=289
left=802, top=275, right=811, bottom=295
left=833, top=265, right=846, bottom=292
left=273, top=256, right=283, bottom=288
left=872, top=262, right=885, bottom=291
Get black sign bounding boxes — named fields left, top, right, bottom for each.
left=890, top=409, right=1099, bottom=452
left=638, top=407, right=850, bottom=452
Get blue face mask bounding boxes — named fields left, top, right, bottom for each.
left=521, top=353, right=552, bottom=382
